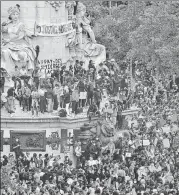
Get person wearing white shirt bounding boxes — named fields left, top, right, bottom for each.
left=88, top=156, right=96, bottom=166
left=20, top=66, right=27, bottom=76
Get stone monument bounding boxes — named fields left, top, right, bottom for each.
left=1, top=1, right=106, bottom=91
left=65, top=1, right=106, bottom=69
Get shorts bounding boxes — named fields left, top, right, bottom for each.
left=87, top=91, right=93, bottom=99
left=79, top=92, right=87, bottom=99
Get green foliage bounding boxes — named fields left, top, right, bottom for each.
left=84, top=1, right=179, bottom=74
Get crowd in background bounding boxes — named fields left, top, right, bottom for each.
left=1, top=111, right=179, bottom=195
left=1, top=57, right=179, bottom=194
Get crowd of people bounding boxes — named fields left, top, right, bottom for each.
left=1, top=57, right=179, bottom=195
left=0, top=58, right=130, bottom=121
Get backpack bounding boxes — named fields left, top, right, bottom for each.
left=76, top=107, right=83, bottom=114
left=58, top=109, right=67, bottom=117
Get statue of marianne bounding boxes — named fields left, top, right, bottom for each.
left=1, top=4, right=36, bottom=75
left=75, top=2, right=96, bottom=44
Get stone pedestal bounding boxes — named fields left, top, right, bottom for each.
left=78, top=123, right=94, bottom=151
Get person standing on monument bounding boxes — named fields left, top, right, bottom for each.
left=31, top=87, right=40, bottom=117
left=71, top=86, right=79, bottom=117
left=74, top=140, right=82, bottom=165
left=13, top=138, right=23, bottom=160
left=38, top=85, right=47, bottom=114
left=45, top=85, right=54, bottom=113
left=53, top=83, right=60, bottom=110
left=32, top=67, right=40, bottom=90
left=77, top=77, right=86, bottom=108
left=6, top=86, right=16, bottom=115
left=64, top=87, right=71, bottom=116
left=12, top=66, right=21, bottom=89
left=21, top=85, right=31, bottom=112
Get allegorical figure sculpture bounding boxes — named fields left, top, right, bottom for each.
left=75, top=2, right=96, bottom=45
left=1, top=4, right=36, bottom=75
left=66, top=2, right=106, bottom=69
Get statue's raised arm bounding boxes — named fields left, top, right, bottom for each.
left=1, top=4, right=36, bottom=75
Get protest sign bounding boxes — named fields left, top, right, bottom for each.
left=162, top=126, right=170, bottom=133
left=126, top=153, right=131, bottom=157
left=142, top=140, right=150, bottom=146
left=163, top=138, right=170, bottom=148
left=146, top=122, right=153, bottom=128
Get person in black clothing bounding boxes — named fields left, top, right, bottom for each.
left=88, top=60, right=96, bottom=80
left=88, top=60, right=96, bottom=71
left=2, top=155, right=8, bottom=166
left=87, top=103, right=98, bottom=122
left=32, top=67, right=40, bottom=90
left=74, top=60, right=81, bottom=75
left=60, top=66, right=66, bottom=84
left=51, top=68, right=60, bottom=82
left=13, top=138, right=23, bottom=160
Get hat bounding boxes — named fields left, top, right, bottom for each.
left=111, top=59, right=115, bottom=62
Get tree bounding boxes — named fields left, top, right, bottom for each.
left=127, top=2, right=179, bottom=93
left=84, top=1, right=179, bottom=77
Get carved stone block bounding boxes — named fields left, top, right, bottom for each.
left=10, top=130, right=46, bottom=152
left=60, top=129, right=67, bottom=153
